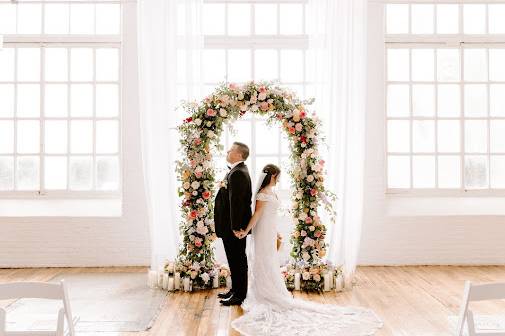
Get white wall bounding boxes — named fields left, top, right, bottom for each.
left=359, top=2, right=505, bottom=265
left=0, top=3, right=151, bottom=268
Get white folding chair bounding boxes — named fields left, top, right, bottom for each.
left=0, top=280, right=78, bottom=336
left=456, top=280, right=505, bottom=336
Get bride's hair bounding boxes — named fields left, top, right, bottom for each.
left=258, top=164, right=281, bottom=193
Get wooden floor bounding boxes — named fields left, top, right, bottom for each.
left=2, top=266, right=505, bottom=335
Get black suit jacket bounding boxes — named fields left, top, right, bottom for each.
left=214, top=162, right=252, bottom=239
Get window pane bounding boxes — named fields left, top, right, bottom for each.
left=437, top=49, right=460, bottom=82
left=464, top=49, right=487, bottom=82
left=489, top=49, right=505, bottom=82
left=0, top=4, right=16, bottom=34
left=490, top=84, right=505, bottom=117
left=0, top=157, right=14, bottom=190
left=229, top=121, right=252, bottom=149
left=17, top=84, right=40, bottom=118
left=412, top=155, right=435, bottom=188
left=96, top=48, right=119, bottom=81
left=96, top=4, right=120, bottom=35
left=70, top=48, right=93, bottom=81
left=17, top=4, right=42, bottom=34
left=387, top=120, right=410, bottom=153
left=490, top=156, right=505, bottom=188
left=437, top=120, right=460, bottom=153
left=44, top=4, right=69, bottom=34
left=96, top=84, right=119, bottom=117
left=413, top=120, right=435, bottom=153
left=17, top=48, right=40, bottom=82
left=411, top=5, right=433, bottom=35
left=0, top=121, right=14, bottom=154
left=70, top=120, right=93, bottom=154
left=45, top=48, right=68, bottom=82
left=464, top=155, right=488, bottom=189
left=96, top=120, right=119, bottom=154
left=256, top=120, right=277, bottom=155
left=437, top=5, right=459, bottom=34
left=70, top=4, right=95, bottom=34
left=489, top=5, right=505, bottom=34
left=437, top=84, right=460, bottom=117
left=203, top=4, right=225, bottom=35
left=16, top=156, right=39, bottom=190
left=386, top=4, right=408, bottom=34
left=0, top=84, right=15, bottom=118
left=203, top=49, right=226, bottom=83
left=45, top=84, right=68, bottom=118
left=464, top=84, right=487, bottom=117
left=463, top=4, right=486, bottom=34
left=228, top=49, right=251, bottom=83
left=44, top=156, right=67, bottom=190
left=279, top=4, right=303, bottom=35
left=0, top=48, right=15, bottom=81
left=412, top=84, right=435, bottom=116
left=465, top=120, right=487, bottom=153
left=71, top=84, right=93, bottom=117
left=255, top=49, right=278, bottom=82
left=228, top=4, right=251, bottom=36
left=280, top=50, right=303, bottom=83
left=69, top=156, right=93, bottom=190
left=387, top=49, right=409, bottom=81
left=44, top=120, right=68, bottom=154
left=388, top=155, right=410, bottom=188
left=255, top=4, right=277, bottom=35
left=96, top=156, right=119, bottom=190
left=387, top=84, right=409, bottom=117
left=438, top=156, right=461, bottom=188
left=17, top=120, right=40, bottom=154
left=412, top=49, right=434, bottom=81
left=490, top=120, right=505, bottom=153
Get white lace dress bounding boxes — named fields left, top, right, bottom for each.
left=230, top=192, right=383, bottom=336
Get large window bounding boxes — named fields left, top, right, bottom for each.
left=385, top=2, right=505, bottom=193
left=0, top=0, right=121, bottom=196
left=200, top=0, right=308, bottom=190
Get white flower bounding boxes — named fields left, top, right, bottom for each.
left=195, top=118, right=202, bottom=126
left=201, top=272, right=210, bottom=283
left=238, top=92, right=244, bottom=100
left=295, top=123, right=303, bottom=132
left=219, top=108, right=227, bottom=117
left=292, top=109, right=300, bottom=122
left=196, top=225, right=208, bottom=235
left=306, top=175, right=314, bottom=183
left=183, top=182, right=190, bottom=189
left=258, top=92, right=267, bottom=101
left=302, top=270, right=310, bottom=279
left=195, top=166, right=204, bottom=173
left=192, top=191, right=198, bottom=196
left=309, top=225, right=315, bottom=231
left=207, top=130, right=215, bottom=138
left=206, top=121, right=212, bottom=127
left=251, top=104, right=259, bottom=112
left=240, top=104, right=248, bottom=112
left=298, top=212, right=308, bottom=221
left=191, top=181, right=200, bottom=189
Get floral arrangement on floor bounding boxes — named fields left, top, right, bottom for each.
left=175, top=81, right=337, bottom=291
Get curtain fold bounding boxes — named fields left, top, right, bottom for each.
left=307, top=0, right=368, bottom=285
left=137, top=0, right=203, bottom=270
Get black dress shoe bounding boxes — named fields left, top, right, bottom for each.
left=217, top=291, right=233, bottom=299
left=221, top=295, right=244, bottom=306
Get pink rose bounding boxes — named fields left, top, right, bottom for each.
left=228, top=83, right=238, bottom=90
left=314, top=231, right=321, bottom=238
left=305, top=217, right=313, bottom=224
left=202, top=191, right=211, bottom=200
left=207, top=108, right=217, bottom=117
left=194, top=138, right=202, bottom=146
left=295, top=123, right=303, bottom=132
left=310, top=189, right=317, bottom=196
left=188, top=210, right=198, bottom=220
left=195, top=172, right=202, bottom=178
left=288, top=127, right=296, bottom=134
left=300, top=230, right=307, bottom=237
left=195, top=240, right=202, bottom=247
left=259, top=102, right=269, bottom=111
left=258, top=86, right=267, bottom=93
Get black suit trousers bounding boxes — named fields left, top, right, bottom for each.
left=222, top=235, right=248, bottom=300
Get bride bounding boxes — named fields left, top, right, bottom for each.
left=231, top=164, right=383, bottom=336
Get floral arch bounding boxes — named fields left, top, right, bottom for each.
left=174, top=82, right=338, bottom=291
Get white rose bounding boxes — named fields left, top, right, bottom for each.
left=201, top=272, right=210, bottom=283
left=251, top=104, right=259, bottom=112
left=298, top=212, right=308, bottom=221
left=258, top=92, right=267, bottom=101
left=183, top=182, right=190, bottom=189
left=306, top=175, right=314, bottom=183
left=309, top=225, right=315, bottom=231
left=192, top=191, right=198, bottom=196
left=302, top=271, right=310, bottom=280
left=191, top=181, right=200, bottom=189
left=219, top=108, right=227, bottom=117
left=207, top=130, right=215, bottom=138
left=195, top=118, right=202, bottom=126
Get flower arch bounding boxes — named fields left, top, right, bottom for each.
left=175, top=82, right=337, bottom=291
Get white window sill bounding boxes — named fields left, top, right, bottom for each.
left=386, top=196, right=505, bottom=217
left=0, top=199, right=122, bottom=217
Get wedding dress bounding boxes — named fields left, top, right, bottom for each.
left=231, top=192, right=383, bottom=336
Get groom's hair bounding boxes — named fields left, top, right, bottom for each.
left=233, top=142, right=250, bottom=160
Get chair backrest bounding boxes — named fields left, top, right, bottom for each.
left=0, top=282, right=64, bottom=301
left=468, top=282, right=505, bottom=302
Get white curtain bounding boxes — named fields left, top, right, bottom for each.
left=307, top=0, right=368, bottom=285
left=137, top=0, right=203, bottom=270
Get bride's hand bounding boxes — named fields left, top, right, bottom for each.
left=239, top=230, right=248, bottom=239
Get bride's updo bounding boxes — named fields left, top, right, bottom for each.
left=258, top=164, right=281, bottom=192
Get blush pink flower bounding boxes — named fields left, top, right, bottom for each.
left=207, top=108, right=217, bottom=117
left=195, top=172, right=202, bottom=178
left=300, top=230, right=307, bottom=237
left=194, top=240, right=202, bottom=247
left=260, top=102, right=269, bottom=111
left=314, top=231, right=321, bottom=238
left=305, top=217, right=313, bottom=224
left=193, top=138, right=202, bottom=146
left=310, top=188, right=317, bottom=196
left=228, top=83, right=238, bottom=90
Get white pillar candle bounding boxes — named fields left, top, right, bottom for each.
left=157, top=271, right=164, bottom=288
left=183, top=277, right=190, bottom=292
left=174, top=272, right=181, bottom=290
left=213, top=275, right=219, bottom=288
left=167, top=277, right=175, bottom=291
left=323, top=272, right=331, bottom=292
left=294, top=273, right=301, bottom=291
left=226, top=276, right=232, bottom=289
left=335, top=275, right=344, bottom=292
left=162, top=273, right=169, bottom=290
left=148, top=270, right=158, bottom=288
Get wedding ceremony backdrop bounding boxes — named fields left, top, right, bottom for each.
left=138, top=0, right=367, bottom=292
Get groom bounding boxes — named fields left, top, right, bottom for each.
left=214, top=142, right=252, bottom=306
